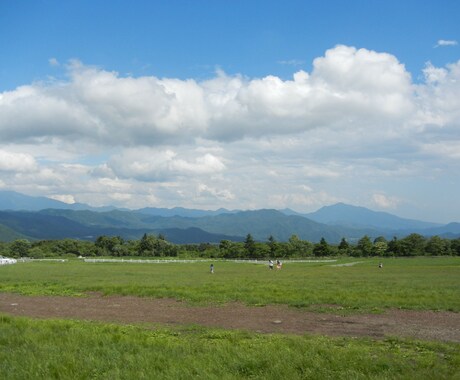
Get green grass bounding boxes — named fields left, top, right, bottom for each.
left=0, top=315, right=458, bottom=380
left=1, top=257, right=459, bottom=312
left=1, top=257, right=459, bottom=378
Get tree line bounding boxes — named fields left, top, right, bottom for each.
left=1, top=232, right=460, bottom=259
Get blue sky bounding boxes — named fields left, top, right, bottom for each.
left=2, top=1, right=459, bottom=86
left=0, top=0, right=459, bottom=223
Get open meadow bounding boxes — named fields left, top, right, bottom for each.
left=1, top=257, right=459, bottom=311
left=1, top=257, right=459, bottom=379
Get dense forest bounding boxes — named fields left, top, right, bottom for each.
left=1, top=233, right=460, bottom=259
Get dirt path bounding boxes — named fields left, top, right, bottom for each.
left=1, top=293, right=459, bottom=342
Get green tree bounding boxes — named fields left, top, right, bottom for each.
left=386, top=237, right=400, bottom=256
left=450, top=238, right=460, bottom=256
left=28, top=246, right=45, bottom=259
left=255, top=242, right=270, bottom=258
left=372, top=241, right=388, bottom=256
left=313, top=237, right=331, bottom=257
left=219, top=239, right=232, bottom=256
left=155, top=238, right=177, bottom=257
left=9, top=239, right=31, bottom=257
left=267, top=235, right=278, bottom=257
left=0, top=242, right=9, bottom=256
left=219, top=240, right=244, bottom=258
left=284, top=235, right=313, bottom=257
left=400, top=233, right=426, bottom=256
left=372, top=236, right=388, bottom=256
left=425, top=236, right=451, bottom=256
left=138, top=233, right=157, bottom=256
left=355, top=235, right=373, bottom=257
left=244, top=234, right=256, bottom=257
left=95, top=236, right=125, bottom=256
left=54, top=239, right=87, bottom=256
left=338, top=237, right=350, bottom=255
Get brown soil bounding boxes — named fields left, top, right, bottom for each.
left=1, top=293, right=459, bottom=342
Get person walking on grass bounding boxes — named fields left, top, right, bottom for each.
left=269, top=260, right=274, bottom=270
left=210, top=263, right=214, bottom=274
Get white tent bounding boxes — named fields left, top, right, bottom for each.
left=0, top=256, right=17, bottom=265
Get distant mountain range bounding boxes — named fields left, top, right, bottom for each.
left=138, top=207, right=238, bottom=218
left=0, top=190, right=458, bottom=243
left=0, top=190, right=117, bottom=212
left=303, top=202, right=441, bottom=230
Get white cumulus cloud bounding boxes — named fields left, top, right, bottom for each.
left=107, top=148, right=226, bottom=182
left=0, top=150, right=37, bottom=172
left=0, top=45, right=416, bottom=147
left=372, top=193, right=400, bottom=209
left=0, top=45, right=459, bottom=221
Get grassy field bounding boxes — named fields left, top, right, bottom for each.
left=0, top=257, right=459, bottom=312
left=0, top=315, right=459, bottom=380
left=1, top=257, right=459, bottom=379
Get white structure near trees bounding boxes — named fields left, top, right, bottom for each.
left=0, top=256, right=17, bottom=265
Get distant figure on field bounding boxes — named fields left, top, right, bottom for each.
left=276, top=260, right=282, bottom=269
left=378, top=262, right=383, bottom=269
left=210, top=263, right=214, bottom=274
left=269, top=260, right=274, bottom=270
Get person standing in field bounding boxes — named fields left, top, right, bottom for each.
left=269, top=260, right=274, bottom=270
left=210, top=263, right=214, bottom=274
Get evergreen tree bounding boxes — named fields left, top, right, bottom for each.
left=244, top=233, right=256, bottom=257
left=267, top=235, right=278, bottom=256
left=313, top=237, right=331, bottom=257
left=338, top=237, right=350, bottom=253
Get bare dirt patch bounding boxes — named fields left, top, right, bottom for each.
left=1, top=293, right=459, bottom=342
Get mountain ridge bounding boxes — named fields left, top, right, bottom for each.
left=304, top=202, right=442, bottom=230
left=0, top=191, right=458, bottom=243
left=0, top=190, right=117, bottom=212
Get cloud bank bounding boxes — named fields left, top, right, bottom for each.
left=1, top=45, right=459, bottom=221
left=0, top=46, right=416, bottom=145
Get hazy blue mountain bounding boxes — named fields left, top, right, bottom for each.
left=0, top=190, right=117, bottom=212
left=137, top=207, right=237, bottom=218
left=0, top=190, right=71, bottom=211
left=0, top=223, right=32, bottom=242
left=124, top=209, right=338, bottom=242
left=193, top=209, right=343, bottom=242
left=0, top=190, right=235, bottom=215
left=1, top=191, right=458, bottom=244
left=304, top=203, right=442, bottom=230
left=1, top=207, right=459, bottom=244
left=0, top=210, right=242, bottom=243
left=0, top=208, right=349, bottom=243
left=278, top=208, right=302, bottom=216
left=416, top=222, right=460, bottom=238
left=157, top=227, right=244, bottom=244
left=0, top=210, right=100, bottom=240
left=40, top=209, right=153, bottom=229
